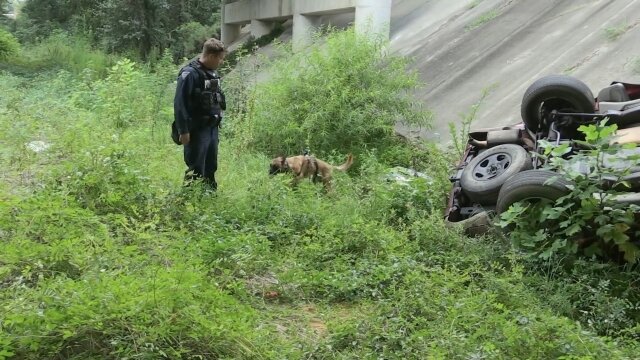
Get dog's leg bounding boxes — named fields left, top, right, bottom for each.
left=322, top=177, right=332, bottom=192
left=290, top=176, right=301, bottom=188
left=293, top=170, right=308, bottom=186
left=294, top=159, right=311, bottom=186
left=291, top=165, right=307, bottom=188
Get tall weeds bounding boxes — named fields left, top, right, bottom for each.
left=0, top=29, right=639, bottom=359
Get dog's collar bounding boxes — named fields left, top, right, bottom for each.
left=281, top=157, right=289, bottom=170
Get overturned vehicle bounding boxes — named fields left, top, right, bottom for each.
left=445, top=75, right=640, bottom=236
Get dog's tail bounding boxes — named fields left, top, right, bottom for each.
left=335, top=153, right=354, bottom=172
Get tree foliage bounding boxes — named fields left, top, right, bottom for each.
left=0, top=28, right=19, bottom=60
left=16, top=0, right=221, bottom=59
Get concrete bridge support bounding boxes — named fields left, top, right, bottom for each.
left=222, top=23, right=242, bottom=46
left=292, top=12, right=320, bottom=51
left=221, top=0, right=392, bottom=51
left=221, top=0, right=241, bottom=46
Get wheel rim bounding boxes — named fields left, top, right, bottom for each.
left=471, top=153, right=512, bottom=181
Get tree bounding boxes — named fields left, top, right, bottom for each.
left=16, top=0, right=222, bottom=59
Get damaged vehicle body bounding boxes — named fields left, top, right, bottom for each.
left=445, top=75, right=640, bottom=235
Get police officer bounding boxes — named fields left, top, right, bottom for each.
left=174, top=38, right=226, bottom=190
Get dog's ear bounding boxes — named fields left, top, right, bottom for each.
left=273, top=154, right=286, bottom=166
left=269, top=155, right=287, bottom=176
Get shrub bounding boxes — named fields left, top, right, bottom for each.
left=0, top=28, right=19, bottom=60
left=313, top=264, right=631, bottom=359
left=522, top=259, right=640, bottom=338
left=1, top=266, right=269, bottom=359
left=238, top=28, right=432, bottom=158
left=4, top=31, right=115, bottom=76
left=499, top=121, right=640, bottom=262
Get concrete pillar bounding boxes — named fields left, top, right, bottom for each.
left=251, top=19, right=274, bottom=38
left=222, top=23, right=242, bottom=45
left=355, top=0, right=392, bottom=41
left=221, top=0, right=241, bottom=46
left=292, top=13, right=318, bottom=52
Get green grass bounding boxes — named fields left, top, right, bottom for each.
left=466, top=9, right=500, bottom=31
left=467, top=0, right=484, bottom=10
left=604, top=23, right=629, bottom=41
left=0, top=30, right=639, bottom=359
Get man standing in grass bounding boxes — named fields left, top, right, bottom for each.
left=173, top=38, right=226, bottom=190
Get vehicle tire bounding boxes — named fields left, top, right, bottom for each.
left=460, top=144, right=533, bottom=204
left=521, top=75, right=595, bottom=132
left=496, top=169, right=573, bottom=214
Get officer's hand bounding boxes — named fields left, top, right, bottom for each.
left=179, top=133, right=191, bottom=145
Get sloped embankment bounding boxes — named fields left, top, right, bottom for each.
left=390, top=0, right=640, bottom=141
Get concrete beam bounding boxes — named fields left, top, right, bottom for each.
left=222, top=0, right=392, bottom=50
left=225, top=0, right=293, bottom=24
left=224, top=0, right=359, bottom=23
left=295, top=0, right=356, bottom=15
left=256, top=0, right=294, bottom=20
left=221, top=0, right=243, bottom=45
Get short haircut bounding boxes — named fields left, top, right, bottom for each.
left=202, top=38, right=225, bottom=55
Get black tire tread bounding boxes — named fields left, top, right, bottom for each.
left=496, top=169, right=573, bottom=214
left=521, top=75, right=595, bottom=131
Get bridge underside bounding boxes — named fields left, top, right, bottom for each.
left=222, top=0, right=392, bottom=51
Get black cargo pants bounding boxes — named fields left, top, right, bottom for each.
left=184, top=124, right=219, bottom=189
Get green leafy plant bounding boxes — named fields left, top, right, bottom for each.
left=239, top=28, right=432, bottom=158
left=3, top=32, right=115, bottom=76
left=0, top=28, right=19, bottom=60
left=499, top=120, right=640, bottom=262
left=449, top=84, right=495, bottom=158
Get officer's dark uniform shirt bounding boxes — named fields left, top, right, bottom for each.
left=173, top=59, right=223, bottom=135
left=173, top=58, right=225, bottom=189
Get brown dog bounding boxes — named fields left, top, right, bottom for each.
left=269, top=153, right=354, bottom=190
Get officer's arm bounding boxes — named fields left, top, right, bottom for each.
left=174, top=70, right=195, bottom=135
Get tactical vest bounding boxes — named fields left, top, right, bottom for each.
left=179, top=59, right=226, bottom=118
